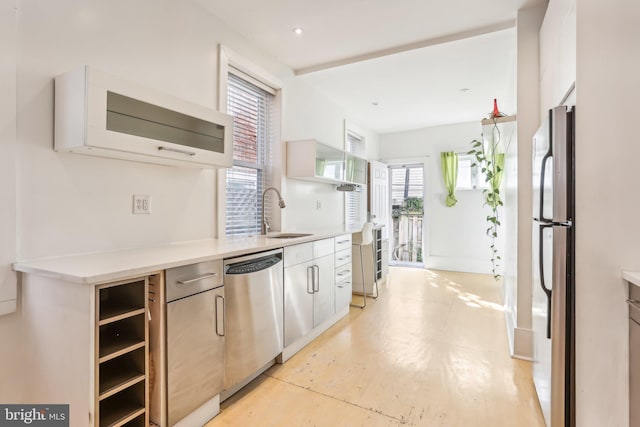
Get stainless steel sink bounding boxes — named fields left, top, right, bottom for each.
left=267, top=233, right=313, bottom=239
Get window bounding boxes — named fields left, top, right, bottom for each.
left=225, top=69, right=275, bottom=236
left=390, top=165, right=424, bottom=206
left=345, top=126, right=366, bottom=226
left=456, top=154, right=488, bottom=190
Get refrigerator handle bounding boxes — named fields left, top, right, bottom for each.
left=538, top=150, right=553, bottom=222
left=538, top=224, right=553, bottom=339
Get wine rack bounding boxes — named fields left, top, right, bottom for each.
left=95, top=278, right=149, bottom=427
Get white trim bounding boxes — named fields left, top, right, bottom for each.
left=229, top=66, right=277, bottom=96
left=504, top=303, right=516, bottom=356
left=343, top=119, right=367, bottom=152
left=216, top=44, right=283, bottom=237
left=384, top=157, right=428, bottom=268
left=426, top=255, right=491, bottom=275
left=219, top=45, right=283, bottom=91
left=294, top=19, right=515, bottom=75
left=512, top=327, right=534, bottom=361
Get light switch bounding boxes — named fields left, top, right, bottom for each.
left=133, top=194, right=151, bottom=214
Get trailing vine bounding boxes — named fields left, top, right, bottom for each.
left=468, top=119, right=510, bottom=280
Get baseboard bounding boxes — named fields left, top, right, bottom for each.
left=425, top=255, right=492, bottom=275
left=512, top=327, right=534, bottom=361
left=504, top=307, right=516, bottom=356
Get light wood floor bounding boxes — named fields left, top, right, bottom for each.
left=206, top=268, right=545, bottom=427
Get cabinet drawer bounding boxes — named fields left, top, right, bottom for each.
left=334, top=234, right=352, bottom=252
left=284, top=242, right=314, bottom=268
left=335, top=264, right=352, bottom=283
left=313, top=238, right=335, bottom=259
left=335, top=248, right=351, bottom=268
left=165, top=260, right=222, bottom=303
left=335, top=278, right=352, bottom=310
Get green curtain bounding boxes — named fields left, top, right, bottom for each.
left=486, top=153, right=505, bottom=208
left=440, top=151, right=458, bottom=207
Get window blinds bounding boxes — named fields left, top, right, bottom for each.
left=345, top=131, right=365, bottom=226
left=225, top=71, right=274, bottom=236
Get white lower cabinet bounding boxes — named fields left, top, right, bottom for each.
left=283, top=238, right=336, bottom=347
left=283, top=256, right=314, bottom=346
left=312, top=253, right=335, bottom=328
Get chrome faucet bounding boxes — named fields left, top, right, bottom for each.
left=261, top=187, right=286, bottom=235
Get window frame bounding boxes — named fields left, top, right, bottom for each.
left=456, top=153, right=488, bottom=191
left=217, top=45, right=283, bottom=237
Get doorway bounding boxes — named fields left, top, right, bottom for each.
left=389, top=164, right=424, bottom=267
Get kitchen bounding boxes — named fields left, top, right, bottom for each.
left=1, top=0, right=639, bottom=427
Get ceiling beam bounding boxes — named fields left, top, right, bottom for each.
left=294, top=19, right=516, bottom=76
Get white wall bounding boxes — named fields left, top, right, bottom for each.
left=15, top=0, right=282, bottom=260
left=1, top=0, right=17, bottom=314
left=573, top=1, right=639, bottom=425
left=378, top=121, right=500, bottom=274
left=504, top=3, right=547, bottom=361
left=281, top=77, right=378, bottom=230
left=539, top=0, right=576, bottom=118
left=0, top=0, right=22, bottom=403
left=1, top=0, right=377, bottom=402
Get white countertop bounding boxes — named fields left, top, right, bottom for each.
left=13, top=226, right=359, bottom=285
left=623, top=270, right=640, bottom=287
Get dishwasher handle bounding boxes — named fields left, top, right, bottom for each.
left=215, top=295, right=225, bottom=336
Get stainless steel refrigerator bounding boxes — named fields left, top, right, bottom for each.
left=532, top=105, right=575, bottom=427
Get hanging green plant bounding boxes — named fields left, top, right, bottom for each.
left=468, top=118, right=509, bottom=280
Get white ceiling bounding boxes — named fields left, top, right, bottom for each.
left=196, top=0, right=539, bottom=133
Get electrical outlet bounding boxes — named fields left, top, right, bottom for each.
left=133, top=194, right=151, bottom=214
left=316, top=200, right=322, bottom=210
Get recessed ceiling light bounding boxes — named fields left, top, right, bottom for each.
left=460, top=88, right=470, bottom=93
left=371, top=101, right=379, bottom=106
left=293, top=27, right=303, bottom=36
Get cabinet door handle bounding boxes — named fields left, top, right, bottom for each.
left=158, top=146, right=196, bottom=156
left=337, top=270, right=351, bottom=277
left=337, top=239, right=350, bottom=244
left=177, top=272, right=217, bottom=285
left=337, top=256, right=350, bottom=261
left=313, top=265, right=320, bottom=292
left=307, top=266, right=314, bottom=294
left=215, top=295, right=225, bottom=336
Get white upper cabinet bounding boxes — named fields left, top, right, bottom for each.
left=55, top=66, right=233, bottom=168
left=287, top=139, right=367, bottom=185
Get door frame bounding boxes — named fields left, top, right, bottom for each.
left=384, top=158, right=429, bottom=268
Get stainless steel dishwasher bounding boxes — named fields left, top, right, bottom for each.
left=223, top=249, right=284, bottom=393
left=165, top=260, right=225, bottom=426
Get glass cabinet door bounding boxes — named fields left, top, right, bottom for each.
left=315, top=143, right=345, bottom=181
left=106, top=91, right=226, bottom=154
left=345, top=153, right=367, bottom=184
